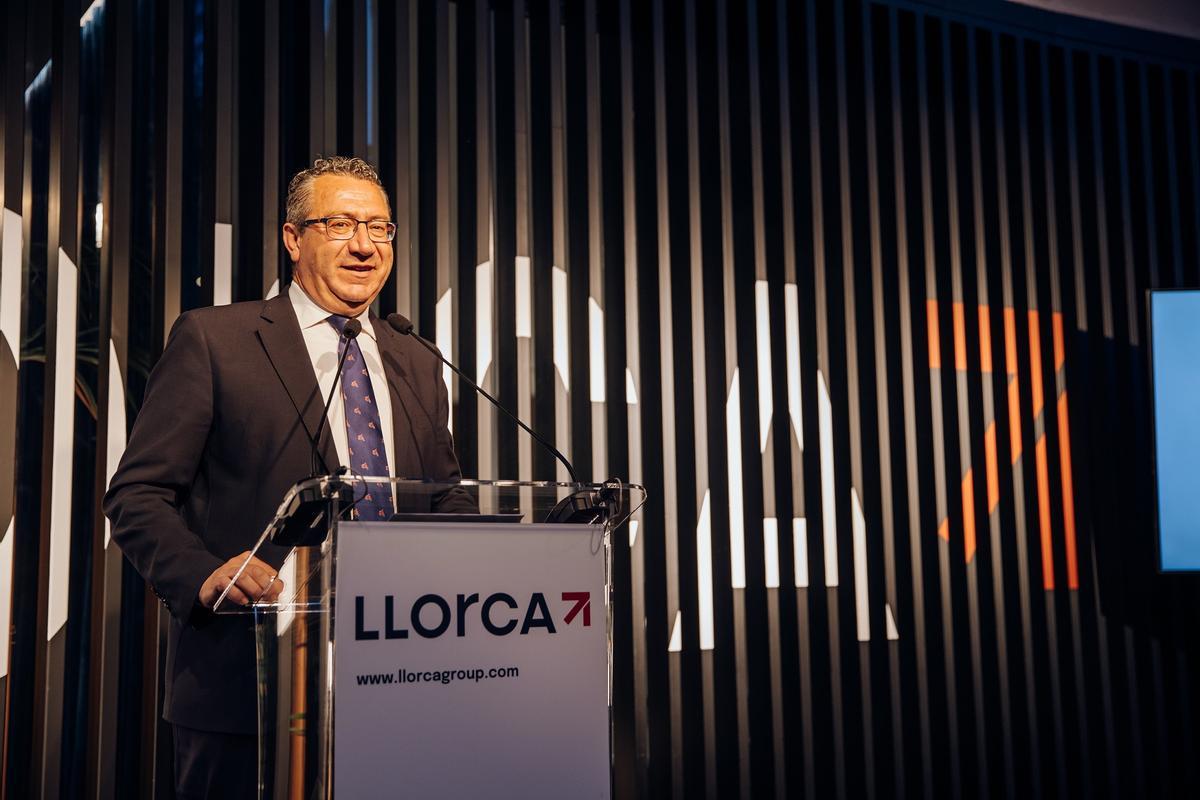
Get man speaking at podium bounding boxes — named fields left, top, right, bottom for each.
left=104, top=156, right=471, bottom=798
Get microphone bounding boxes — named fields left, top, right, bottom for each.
left=271, top=317, right=361, bottom=547
left=310, top=317, right=363, bottom=476
left=386, top=313, right=579, bottom=484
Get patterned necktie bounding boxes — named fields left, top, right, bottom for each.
left=327, top=315, right=394, bottom=521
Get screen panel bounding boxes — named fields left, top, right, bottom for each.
left=1151, top=289, right=1200, bottom=571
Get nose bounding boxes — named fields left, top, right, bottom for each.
left=347, top=221, right=376, bottom=255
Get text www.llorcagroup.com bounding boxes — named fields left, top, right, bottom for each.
left=355, top=665, right=520, bottom=687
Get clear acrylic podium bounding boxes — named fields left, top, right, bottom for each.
left=213, top=477, right=645, bottom=800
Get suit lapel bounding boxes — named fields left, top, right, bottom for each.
left=371, top=316, right=423, bottom=479
left=257, top=295, right=340, bottom=473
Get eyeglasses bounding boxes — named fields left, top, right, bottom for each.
left=302, top=216, right=397, bottom=243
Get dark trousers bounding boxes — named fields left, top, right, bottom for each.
left=172, top=724, right=258, bottom=800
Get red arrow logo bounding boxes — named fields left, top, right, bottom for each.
left=562, top=592, right=591, bottom=626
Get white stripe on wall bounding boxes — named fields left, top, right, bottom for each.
left=552, top=266, right=569, bottom=391
left=103, top=339, right=126, bottom=550
left=436, top=288, right=453, bottom=433
left=755, top=280, right=774, bottom=453
left=1, top=209, right=21, bottom=350
left=697, top=490, right=714, bottom=650
left=784, top=283, right=803, bottom=451
left=885, top=603, right=900, bottom=641
left=763, top=517, right=780, bottom=589
left=793, top=517, right=809, bottom=588
left=515, top=256, right=531, bottom=339
left=475, top=261, right=493, bottom=384
left=276, top=551, right=298, bottom=636
left=213, top=222, right=232, bottom=306
left=47, top=249, right=78, bottom=641
left=818, top=372, right=838, bottom=587
left=851, top=487, right=870, bottom=642
left=0, top=523, right=12, bottom=678
left=668, top=609, right=683, bottom=653
left=476, top=261, right=494, bottom=480
left=0, top=208, right=22, bottom=677
left=588, top=297, right=606, bottom=403
left=552, top=267, right=570, bottom=482
left=93, top=203, right=103, bottom=250
left=79, top=0, right=104, bottom=27
left=727, top=370, right=746, bottom=589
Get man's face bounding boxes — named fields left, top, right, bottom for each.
left=282, top=174, right=394, bottom=316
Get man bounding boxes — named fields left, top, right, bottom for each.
left=104, top=156, right=471, bottom=798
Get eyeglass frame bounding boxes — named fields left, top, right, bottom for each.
left=300, top=216, right=398, bottom=243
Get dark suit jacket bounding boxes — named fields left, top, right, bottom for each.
left=103, top=293, right=472, bottom=733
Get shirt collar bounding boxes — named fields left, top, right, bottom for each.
left=288, top=281, right=376, bottom=342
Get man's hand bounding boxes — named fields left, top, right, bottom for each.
left=198, top=552, right=285, bottom=608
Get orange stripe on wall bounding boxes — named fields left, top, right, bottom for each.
left=1004, top=307, right=1023, bottom=462
left=1028, top=310, right=1045, bottom=416
left=1035, top=436, right=1055, bottom=590
left=1004, top=307, right=1018, bottom=375
left=984, top=422, right=1000, bottom=512
left=1007, top=377, right=1022, bottom=463
left=962, top=469, right=977, bottom=563
left=927, top=299, right=941, bottom=369
left=938, top=518, right=949, bottom=542
left=978, top=304, right=993, bottom=373
left=1058, top=391, right=1079, bottom=589
left=1052, top=311, right=1066, bottom=371
left=953, top=302, right=968, bottom=371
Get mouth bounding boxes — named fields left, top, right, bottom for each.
left=339, top=264, right=375, bottom=273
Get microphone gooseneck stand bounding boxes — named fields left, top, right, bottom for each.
left=385, top=313, right=623, bottom=525
left=274, top=317, right=363, bottom=546
left=310, top=317, right=362, bottom=476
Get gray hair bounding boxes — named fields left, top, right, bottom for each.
left=285, top=156, right=390, bottom=228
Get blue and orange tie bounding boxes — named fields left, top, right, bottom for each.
left=328, top=315, right=394, bottom=521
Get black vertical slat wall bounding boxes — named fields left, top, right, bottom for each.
left=2, top=1, right=1200, bottom=798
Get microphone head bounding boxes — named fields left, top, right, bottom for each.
left=386, top=313, right=415, bottom=336
left=343, top=318, right=362, bottom=338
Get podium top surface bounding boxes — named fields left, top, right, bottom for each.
left=271, top=476, right=646, bottom=527
left=211, top=478, right=645, bottom=614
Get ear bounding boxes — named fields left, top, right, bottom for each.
left=282, top=222, right=302, bottom=263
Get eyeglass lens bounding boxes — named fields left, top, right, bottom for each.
left=322, top=217, right=396, bottom=242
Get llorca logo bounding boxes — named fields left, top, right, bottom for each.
left=354, top=591, right=592, bottom=641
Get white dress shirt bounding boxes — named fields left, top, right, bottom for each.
left=289, top=282, right=396, bottom=482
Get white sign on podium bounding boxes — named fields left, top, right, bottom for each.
left=332, top=520, right=610, bottom=799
